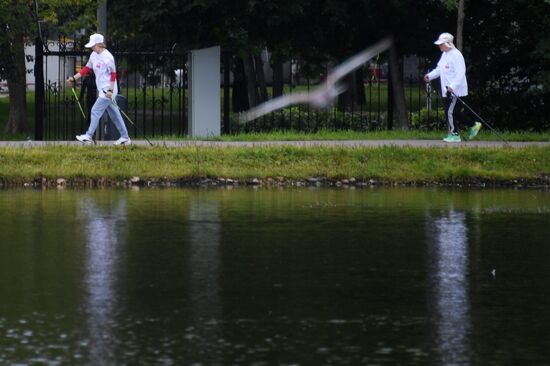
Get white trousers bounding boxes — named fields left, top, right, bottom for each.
left=86, top=96, right=130, bottom=139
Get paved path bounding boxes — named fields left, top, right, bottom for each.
left=0, top=140, right=548, bottom=148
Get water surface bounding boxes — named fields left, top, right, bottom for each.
left=1, top=188, right=549, bottom=365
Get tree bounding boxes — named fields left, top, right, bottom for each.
left=108, top=0, right=433, bottom=119
left=0, top=0, right=95, bottom=134
left=441, top=0, right=465, bottom=50
left=0, top=1, right=32, bottom=133
left=465, top=0, right=550, bottom=129
left=366, top=0, right=449, bottom=130
left=108, top=0, right=550, bottom=130
left=456, top=0, right=465, bottom=51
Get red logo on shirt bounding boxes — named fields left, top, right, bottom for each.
left=95, top=63, right=102, bottom=69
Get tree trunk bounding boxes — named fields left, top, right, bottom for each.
left=456, top=0, right=465, bottom=51
left=389, top=43, right=409, bottom=131
left=254, top=55, right=268, bottom=103
left=336, top=67, right=367, bottom=112
left=4, top=33, right=30, bottom=134
left=272, top=61, right=284, bottom=98
left=354, top=67, right=366, bottom=106
left=337, top=73, right=355, bottom=112
left=243, top=53, right=258, bottom=108
left=231, top=57, right=249, bottom=113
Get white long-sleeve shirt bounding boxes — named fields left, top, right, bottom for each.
left=427, top=48, right=468, bottom=97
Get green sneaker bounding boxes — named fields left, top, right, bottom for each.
left=443, top=133, right=461, bottom=143
left=468, top=122, right=482, bottom=140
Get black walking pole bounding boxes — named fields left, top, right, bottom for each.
left=448, top=89, right=509, bottom=145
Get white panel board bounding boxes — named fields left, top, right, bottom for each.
left=188, top=46, right=221, bottom=137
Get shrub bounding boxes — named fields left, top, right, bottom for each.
left=410, top=107, right=445, bottom=130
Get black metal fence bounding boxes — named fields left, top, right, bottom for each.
left=232, top=75, right=445, bottom=133
left=35, top=37, right=188, bottom=141
left=34, top=38, right=445, bottom=140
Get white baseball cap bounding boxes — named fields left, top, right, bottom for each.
left=85, top=33, right=104, bottom=48
left=434, top=32, right=454, bottom=47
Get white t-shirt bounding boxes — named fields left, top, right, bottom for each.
left=86, top=49, right=118, bottom=99
left=427, top=48, right=468, bottom=97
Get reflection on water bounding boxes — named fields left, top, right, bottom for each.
left=187, top=197, right=222, bottom=363
left=79, top=196, right=127, bottom=364
left=0, top=188, right=550, bottom=365
left=428, top=210, right=471, bottom=365
left=188, top=197, right=221, bottom=318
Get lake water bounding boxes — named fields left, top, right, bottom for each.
left=1, top=187, right=549, bottom=365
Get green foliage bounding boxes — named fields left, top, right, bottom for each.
left=465, top=0, right=550, bottom=129
left=410, top=107, right=446, bottom=130
left=0, top=1, right=29, bottom=80
left=0, top=0, right=94, bottom=81
left=440, top=0, right=458, bottom=10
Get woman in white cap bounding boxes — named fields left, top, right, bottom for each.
left=424, top=32, right=481, bottom=142
left=66, top=33, right=131, bottom=145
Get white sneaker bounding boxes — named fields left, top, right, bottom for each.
left=114, top=137, right=131, bottom=146
left=76, top=134, right=93, bottom=144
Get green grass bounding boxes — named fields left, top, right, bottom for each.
left=154, top=129, right=550, bottom=142
left=0, top=145, right=549, bottom=185
left=0, top=92, right=35, bottom=140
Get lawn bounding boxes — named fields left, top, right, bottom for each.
left=0, top=144, right=549, bottom=187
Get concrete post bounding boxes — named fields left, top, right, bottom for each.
left=188, top=46, right=221, bottom=137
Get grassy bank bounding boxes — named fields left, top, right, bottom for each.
left=210, top=129, right=550, bottom=142
left=1, top=145, right=549, bottom=187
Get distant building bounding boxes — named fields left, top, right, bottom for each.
left=1, top=40, right=77, bottom=92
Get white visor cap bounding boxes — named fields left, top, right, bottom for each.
left=434, top=32, right=455, bottom=48
left=85, top=33, right=104, bottom=48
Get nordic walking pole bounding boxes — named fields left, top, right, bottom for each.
left=70, top=86, right=86, bottom=119
left=448, top=89, right=509, bottom=146
left=70, top=84, right=97, bottom=145
left=106, top=92, right=154, bottom=146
